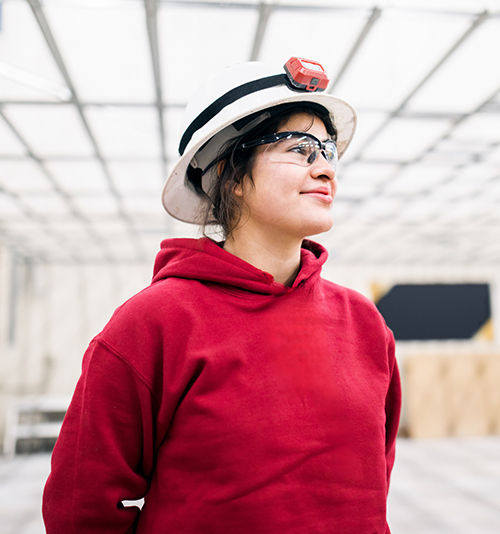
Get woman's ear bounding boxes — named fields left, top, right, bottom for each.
left=217, top=161, right=225, bottom=176
left=233, top=178, right=245, bottom=198
left=218, top=160, right=245, bottom=197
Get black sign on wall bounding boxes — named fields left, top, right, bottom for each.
left=375, top=284, right=491, bottom=341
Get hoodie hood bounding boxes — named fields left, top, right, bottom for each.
left=152, top=237, right=328, bottom=296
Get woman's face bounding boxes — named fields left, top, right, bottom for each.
left=234, top=112, right=337, bottom=242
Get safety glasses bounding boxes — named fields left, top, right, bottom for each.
left=240, top=131, right=338, bottom=170
left=201, top=131, right=338, bottom=178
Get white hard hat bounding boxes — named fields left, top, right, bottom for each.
left=162, top=58, right=357, bottom=224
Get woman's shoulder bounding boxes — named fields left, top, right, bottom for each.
left=89, top=277, right=202, bottom=372
left=319, top=278, right=386, bottom=322
left=319, top=279, right=393, bottom=346
left=320, top=278, right=375, bottom=306
left=98, top=277, right=201, bottom=337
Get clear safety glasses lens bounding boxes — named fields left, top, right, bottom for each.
left=242, top=132, right=338, bottom=170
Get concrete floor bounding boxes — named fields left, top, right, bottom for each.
left=387, top=436, right=500, bottom=534
left=0, top=436, right=499, bottom=534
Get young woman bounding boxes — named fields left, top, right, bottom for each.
left=43, top=58, right=401, bottom=534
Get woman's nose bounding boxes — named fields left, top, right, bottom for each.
left=310, top=152, right=336, bottom=180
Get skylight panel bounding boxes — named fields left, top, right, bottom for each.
left=336, top=181, right=378, bottom=200
left=278, top=0, right=480, bottom=9
left=85, top=106, right=161, bottom=158
left=434, top=198, right=488, bottom=223
left=485, top=176, right=500, bottom=196
left=163, top=0, right=259, bottom=3
left=384, top=163, right=451, bottom=194
left=3, top=219, right=85, bottom=260
left=46, top=160, right=110, bottom=194
left=0, top=160, right=54, bottom=193
left=0, top=1, right=68, bottom=101
left=169, top=218, right=200, bottom=240
left=455, top=163, right=500, bottom=183
left=0, top=118, right=27, bottom=156
left=0, top=70, right=65, bottom=103
left=140, top=234, right=166, bottom=256
left=73, top=194, right=120, bottom=218
left=0, top=193, right=24, bottom=218
left=42, top=0, right=137, bottom=7
left=3, top=105, right=94, bottom=157
left=339, top=161, right=398, bottom=187
left=280, top=0, right=366, bottom=6
left=361, top=117, right=452, bottom=161
left=428, top=166, right=497, bottom=200
left=423, top=138, right=478, bottom=165
left=429, top=180, right=478, bottom=201
left=407, top=18, right=500, bottom=114
left=44, top=2, right=155, bottom=103
left=2, top=220, right=46, bottom=237
left=95, top=219, right=133, bottom=233
left=108, top=161, right=164, bottom=194
left=5, top=230, right=55, bottom=257
left=386, top=0, right=498, bottom=13
left=101, top=238, right=140, bottom=262
left=485, top=145, right=500, bottom=164
left=337, top=164, right=396, bottom=198
left=88, top=220, right=133, bottom=248
left=398, top=197, right=445, bottom=222
left=157, top=5, right=258, bottom=105
left=349, top=197, right=401, bottom=222
left=260, top=9, right=366, bottom=83
left=332, top=10, right=470, bottom=111
left=330, top=198, right=355, bottom=224
left=451, top=113, right=500, bottom=144
left=122, top=196, right=164, bottom=219
left=21, top=194, right=72, bottom=217
left=95, top=224, right=131, bottom=245
left=340, top=111, right=388, bottom=163
left=47, top=220, right=96, bottom=243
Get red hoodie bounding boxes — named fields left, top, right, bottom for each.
left=43, top=237, right=401, bottom=534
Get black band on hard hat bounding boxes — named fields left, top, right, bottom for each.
left=179, top=73, right=292, bottom=156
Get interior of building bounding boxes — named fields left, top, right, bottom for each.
left=0, top=0, right=499, bottom=532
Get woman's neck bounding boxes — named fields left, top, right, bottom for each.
left=223, top=230, right=302, bottom=287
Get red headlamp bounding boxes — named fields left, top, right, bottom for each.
left=284, top=57, right=330, bottom=92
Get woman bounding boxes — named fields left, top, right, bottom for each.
left=43, top=58, right=401, bottom=534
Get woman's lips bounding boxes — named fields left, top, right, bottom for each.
left=300, top=187, right=333, bottom=203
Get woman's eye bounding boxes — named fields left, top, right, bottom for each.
left=289, top=143, right=308, bottom=155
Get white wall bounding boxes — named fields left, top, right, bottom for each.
left=0, top=244, right=152, bottom=443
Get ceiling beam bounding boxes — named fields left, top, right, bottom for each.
left=328, top=6, right=382, bottom=93
left=250, top=2, right=273, bottom=61
left=156, top=1, right=499, bottom=19
left=144, top=0, right=168, bottom=176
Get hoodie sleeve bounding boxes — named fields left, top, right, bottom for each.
left=42, top=338, right=159, bottom=534
left=385, top=328, right=401, bottom=477
left=384, top=328, right=401, bottom=534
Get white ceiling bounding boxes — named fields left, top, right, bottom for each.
left=0, top=0, right=499, bottom=265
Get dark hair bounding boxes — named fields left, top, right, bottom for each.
left=203, top=102, right=336, bottom=238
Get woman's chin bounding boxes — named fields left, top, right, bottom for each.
left=300, top=216, right=334, bottom=238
